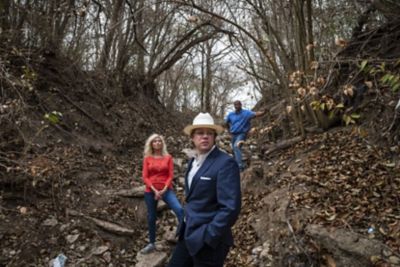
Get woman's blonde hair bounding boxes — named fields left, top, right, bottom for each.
left=144, top=134, right=169, bottom=157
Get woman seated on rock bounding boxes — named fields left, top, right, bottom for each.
left=139, top=133, right=183, bottom=254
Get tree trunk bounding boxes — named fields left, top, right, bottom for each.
left=293, top=0, right=306, bottom=71
left=97, top=0, right=124, bottom=71
left=116, top=18, right=134, bottom=75
left=0, top=0, right=10, bottom=33
left=204, top=42, right=213, bottom=113
left=306, top=0, right=315, bottom=63
left=201, top=51, right=205, bottom=110
left=136, top=0, right=145, bottom=77
left=53, top=0, right=75, bottom=49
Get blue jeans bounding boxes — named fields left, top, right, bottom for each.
left=231, top=133, right=247, bottom=171
left=144, top=189, right=183, bottom=243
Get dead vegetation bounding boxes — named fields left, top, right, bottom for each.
left=1, top=6, right=400, bottom=267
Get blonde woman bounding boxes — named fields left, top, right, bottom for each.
left=140, top=134, right=183, bottom=254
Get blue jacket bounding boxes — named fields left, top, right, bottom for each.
left=180, top=147, right=241, bottom=256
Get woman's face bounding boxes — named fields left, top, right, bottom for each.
left=151, top=137, right=163, bottom=151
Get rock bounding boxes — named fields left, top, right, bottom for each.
left=389, top=256, right=400, bottom=265
left=163, top=226, right=177, bottom=243
left=157, top=200, right=167, bottom=211
left=251, top=245, right=263, bottom=255
left=59, top=223, right=70, bottom=232
left=240, top=162, right=265, bottom=192
left=173, top=158, right=185, bottom=170
left=252, top=188, right=291, bottom=241
left=155, top=240, right=169, bottom=251
left=178, top=176, right=185, bottom=186
left=91, top=246, right=109, bottom=255
left=103, top=251, right=112, bottom=263
left=181, top=148, right=196, bottom=158
left=382, top=249, right=392, bottom=257
left=306, top=224, right=398, bottom=267
left=42, top=217, right=58, bottom=227
left=135, top=251, right=167, bottom=267
left=66, top=234, right=79, bottom=244
left=259, top=242, right=273, bottom=265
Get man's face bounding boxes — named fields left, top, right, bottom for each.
left=191, top=128, right=216, bottom=154
left=234, top=101, right=242, bottom=112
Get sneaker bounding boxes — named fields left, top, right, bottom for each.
left=236, top=140, right=245, bottom=148
left=140, top=243, right=155, bottom=254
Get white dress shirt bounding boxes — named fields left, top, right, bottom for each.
left=187, top=146, right=216, bottom=189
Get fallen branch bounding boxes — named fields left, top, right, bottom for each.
left=67, top=209, right=134, bottom=236
left=86, top=216, right=135, bottom=236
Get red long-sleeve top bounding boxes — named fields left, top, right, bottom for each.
left=142, top=155, right=174, bottom=193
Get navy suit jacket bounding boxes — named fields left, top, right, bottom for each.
left=180, top=147, right=241, bottom=256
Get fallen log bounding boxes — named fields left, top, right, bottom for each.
left=263, top=136, right=304, bottom=156
left=106, top=185, right=146, bottom=197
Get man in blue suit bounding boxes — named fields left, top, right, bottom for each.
left=167, top=112, right=241, bottom=267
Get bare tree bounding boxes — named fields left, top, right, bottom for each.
left=97, top=0, right=124, bottom=70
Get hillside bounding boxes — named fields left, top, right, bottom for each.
left=0, top=47, right=188, bottom=266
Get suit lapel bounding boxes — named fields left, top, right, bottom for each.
left=186, top=147, right=219, bottom=199
left=185, top=158, right=194, bottom=196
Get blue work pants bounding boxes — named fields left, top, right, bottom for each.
left=231, top=133, right=247, bottom=171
